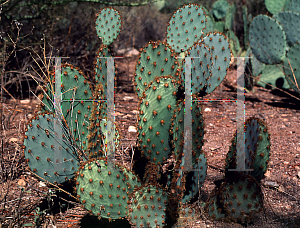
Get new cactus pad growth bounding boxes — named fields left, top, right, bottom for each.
left=23, top=112, right=81, bottom=184
left=95, top=7, right=122, bottom=45
left=166, top=4, right=207, bottom=53
left=75, top=158, right=141, bottom=220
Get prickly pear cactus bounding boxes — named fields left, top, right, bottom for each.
left=39, top=64, right=94, bottom=153
left=273, top=11, right=300, bottom=47
left=137, top=76, right=178, bottom=166
left=221, top=175, right=263, bottom=223
left=283, top=42, right=300, bottom=94
left=95, top=7, right=122, bottom=45
left=201, top=32, right=231, bottom=96
left=265, top=0, right=286, bottom=14
left=205, top=174, right=263, bottom=223
left=166, top=3, right=207, bottom=54
left=75, top=158, right=142, bottom=220
left=171, top=100, right=205, bottom=166
left=225, top=117, right=271, bottom=181
left=127, top=184, right=169, bottom=228
left=249, top=15, right=287, bottom=64
left=133, top=41, right=179, bottom=99
left=94, top=45, right=114, bottom=101
left=23, top=112, right=81, bottom=184
left=212, top=0, right=229, bottom=20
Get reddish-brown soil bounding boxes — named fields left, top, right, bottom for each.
left=0, top=60, right=300, bottom=227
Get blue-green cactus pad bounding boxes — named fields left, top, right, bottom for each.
left=265, top=0, right=286, bottom=14
left=134, top=41, right=179, bottom=99
left=249, top=15, right=287, bottom=64
left=256, top=64, right=290, bottom=89
left=127, top=184, right=168, bottom=228
left=23, top=112, right=80, bottom=184
left=95, top=7, right=122, bottom=45
left=212, top=0, right=229, bottom=20
left=225, top=117, right=271, bottom=181
left=75, top=158, right=142, bottom=219
left=166, top=4, right=207, bottom=53
left=283, top=42, right=300, bottom=94
left=137, top=76, right=178, bottom=165
left=273, top=11, right=300, bottom=46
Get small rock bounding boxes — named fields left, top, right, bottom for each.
left=204, top=108, right=211, bottom=112
left=9, top=138, right=20, bottom=143
left=17, top=179, right=26, bottom=188
left=298, top=171, right=300, bottom=179
left=20, top=99, right=30, bottom=104
left=264, top=181, right=279, bottom=188
left=128, top=126, right=137, bottom=133
left=39, top=181, right=46, bottom=187
left=123, top=96, right=134, bottom=101
left=131, top=110, right=139, bottom=114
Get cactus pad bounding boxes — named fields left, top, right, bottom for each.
left=23, top=112, right=80, bottom=184
left=265, top=0, right=286, bottom=14
left=225, top=117, right=271, bottom=181
left=134, top=41, right=179, bottom=99
left=249, top=15, right=286, bottom=64
left=202, top=32, right=231, bottom=96
left=127, top=184, right=169, bottom=228
left=273, top=11, right=300, bottom=47
left=75, top=158, right=141, bottom=220
left=166, top=4, right=207, bottom=53
left=283, top=42, right=300, bottom=94
left=95, top=7, right=122, bottom=45
left=212, top=0, right=229, bottom=20
left=137, top=77, right=178, bottom=165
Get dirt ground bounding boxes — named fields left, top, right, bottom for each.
left=0, top=58, right=300, bottom=227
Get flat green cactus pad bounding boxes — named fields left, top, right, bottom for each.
left=127, top=184, right=169, bottom=228
left=265, top=0, right=286, bottom=14
left=212, top=0, right=229, bottom=20
left=23, top=112, right=81, bottom=185
left=249, top=15, right=287, bottom=64
left=134, top=41, right=179, bottom=99
left=225, top=117, right=271, bottom=181
left=137, top=76, right=178, bottom=166
left=166, top=4, right=207, bottom=53
left=95, top=7, right=122, bottom=45
left=273, top=11, right=300, bottom=47
left=283, top=42, right=300, bottom=94
left=75, top=158, right=141, bottom=220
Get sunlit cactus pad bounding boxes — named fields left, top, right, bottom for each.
left=134, top=41, right=179, bottom=99
left=95, top=7, right=122, bottom=45
left=127, top=184, right=168, bottom=228
left=75, top=158, right=141, bottom=220
left=23, top=112, right=80, bottom=184
left=166, top=3, right=207, bottom=53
